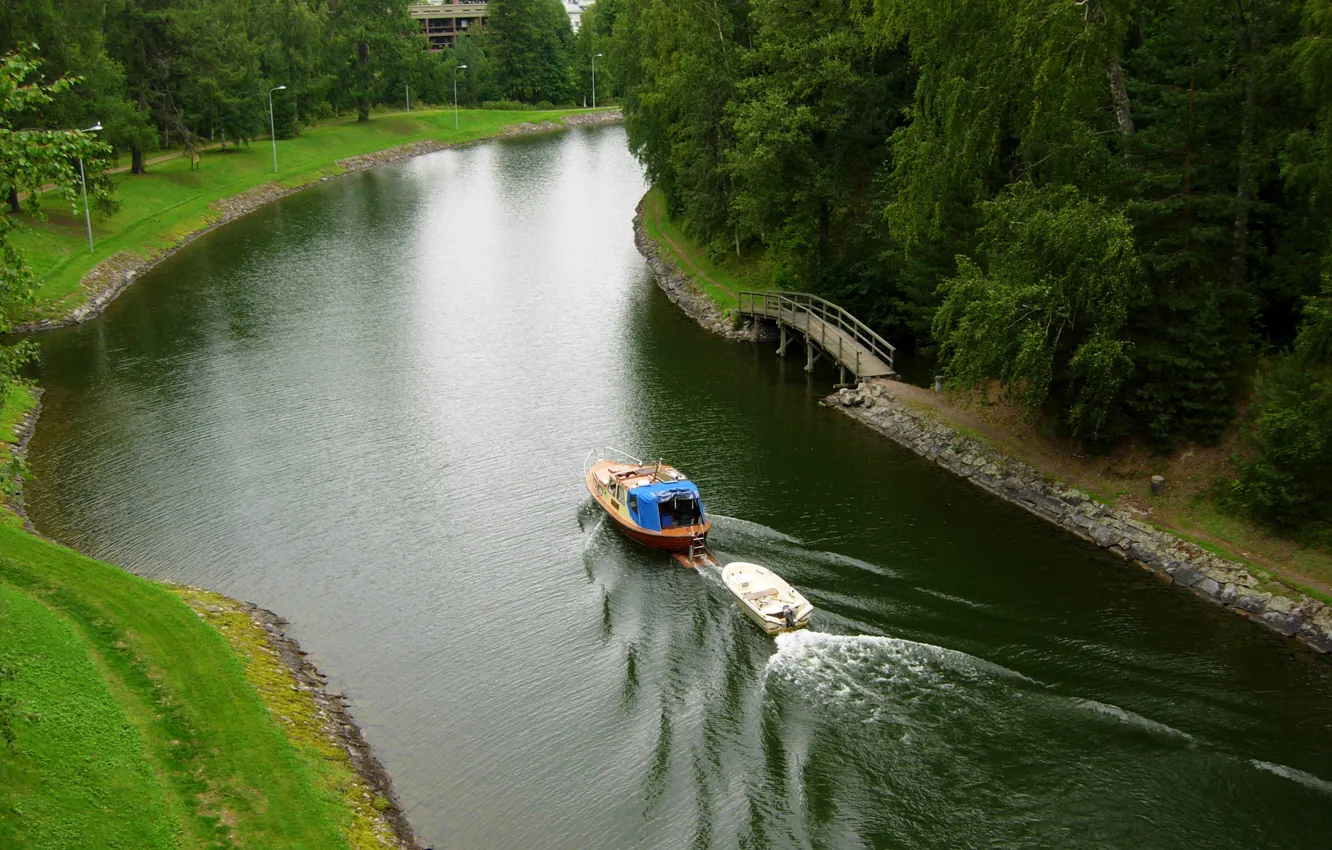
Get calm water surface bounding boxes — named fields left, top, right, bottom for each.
left=26, top=127, right=1332, bottom=848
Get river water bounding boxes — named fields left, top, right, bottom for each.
left=25, top=127, right=1332, bottom=848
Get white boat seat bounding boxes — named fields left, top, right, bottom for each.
left=742, top=587, right=776, bottom=601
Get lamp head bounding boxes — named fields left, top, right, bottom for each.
left=458, top=64, right=467, bottom=70
left=86, top=122, right=103, bottom=132
left=275, top=85, right=286, bottom=91
left=596, top=53, right=603, bottom=57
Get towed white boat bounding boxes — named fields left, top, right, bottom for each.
left=721, top=562, right=814, bottom=635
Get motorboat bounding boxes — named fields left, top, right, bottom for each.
left=721, top=561, right=814, bottom=634
left=584, top=447, right=713, bottom=566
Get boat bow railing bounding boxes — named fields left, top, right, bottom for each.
left=583, top=446, right=645, bottom=475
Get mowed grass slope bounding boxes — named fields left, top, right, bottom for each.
left=0, top=522, right=353, bottom=848
left=0, top=584, right=174, bottom=848
left=11, top=107, right=605, bottom=319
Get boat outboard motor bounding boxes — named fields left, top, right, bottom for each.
left=782, top=605, right=796, bottom=628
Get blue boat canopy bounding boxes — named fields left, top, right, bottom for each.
left=627, top=480, right=706, bottom=532
left=629, top=481, right=701, bottom=503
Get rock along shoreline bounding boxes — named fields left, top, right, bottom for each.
left=631, top=194, right=1332, bottom=657
left=176, top=589, right=425, bottom=849
left=17, top=109, right=623, bottom=334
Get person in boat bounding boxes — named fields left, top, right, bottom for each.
left=782, top=605, right=796, bottom=628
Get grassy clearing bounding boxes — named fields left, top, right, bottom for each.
left=0, top=584, right=175, bottom=849
left=0, top=522, right=362, bottom=848
left=640, top=187, right=767, bottom=316
left=11, top=107, right=610, bottom=320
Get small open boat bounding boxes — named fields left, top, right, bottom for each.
left=721, top=562, right=814, bottom=634
left=584, top=447, right=713, bottom=566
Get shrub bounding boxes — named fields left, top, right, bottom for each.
left=1231, top=278, right=1332, bottom=532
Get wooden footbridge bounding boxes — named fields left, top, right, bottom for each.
left=737, top=291, right=896, bottom=383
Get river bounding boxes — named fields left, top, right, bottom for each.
left=24, top=126, right=1332, bottom=849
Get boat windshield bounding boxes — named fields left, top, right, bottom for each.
left=660, top=497, right=703, bottom=529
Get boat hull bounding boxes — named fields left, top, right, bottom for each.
left=585, top=468, right=710, bottom=554
left=721, top=561, right=814, bottom=635
left=739, top=604, right=812, bottom=635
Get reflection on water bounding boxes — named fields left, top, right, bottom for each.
left=24, top=126, right=1332, bottom=849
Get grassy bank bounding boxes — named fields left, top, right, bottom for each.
left=640, top=187, right=763, bottom=316
left=0, top=382, right=36, bottom=444
left=0, top=383, right=403, bottom=847
left=638, top=188, right=1332, bottom=603
left=0, top=519, right=407, bottom=848
left=11, top=107, right=610, bottom=321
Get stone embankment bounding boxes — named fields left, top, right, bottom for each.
left=632, top=200, right=749, bottom=340
left=18, top=110, right=624, bottom=333
left=828, top=381, right=1332, bottom=654
left=178, top=591, right=425, bottom=849
left=5, top=387, right=43, bottom=532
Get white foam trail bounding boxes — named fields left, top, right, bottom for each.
left=694, top=562, right=726, bottom=588
left=1251, top=760, right=1332, bottom=795
left=917, top=587, right=992, bottom=610
left=708, top=514, right=802, bottom=545
left=580, top=515, right=607, bottom=551
left=809, top=549, right=899, bottom=579
left=767, top=630, right=1034, bottom=685
left=1073, top=700, right=1195, bottom=743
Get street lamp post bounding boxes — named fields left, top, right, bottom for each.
left=268, top=85, right=286, bottom=173
left=593, top=53, right=603, bottom=109
left=454, top=65, right=467, bottom=131
left=406, top=84, right=411, bottom=114
left=78, top=121, right=102, bottom=254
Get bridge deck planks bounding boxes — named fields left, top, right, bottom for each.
left=761, top=306, right=896, bottom=379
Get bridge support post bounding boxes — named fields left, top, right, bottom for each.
left=777, top=326, right=788, bottom=356
left=805, top=337, right=815, bottom=373
left=839, top=364, right=846, bottom=385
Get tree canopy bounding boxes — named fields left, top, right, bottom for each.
left=488, top=0, right=575, bottom=104
left=609, top=0, right=1332, bottom=528
left=0, top=50, right=112, bottom=378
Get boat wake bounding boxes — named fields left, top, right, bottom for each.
left=1251, top=760, right=1332, bottom=795
left=764, top=630, right=1035, bottom=719
left=763, top=634, right=1209, bottom=751
left=768, top=630, right=1034, bottom=682
left=708, top=514, right=802, bottom=545
left=1072, top=699, right=1195, bottom=744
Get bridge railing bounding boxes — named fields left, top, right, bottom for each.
left=737, top=291, right=896, bottom=374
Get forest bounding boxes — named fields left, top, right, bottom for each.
left=601, top=0, right=1332, bottom=535
left=0, top=0, right=600, bottom=184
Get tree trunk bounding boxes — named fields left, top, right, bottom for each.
left=1106, top=54, right=1134, bottom=136
left=131, top=143, right=146, bottom=174
left=1080, top=0, right=1134, bottom=137
left=1231, top=52, right=1258, bottom=287
left=817, top=201, right=831, bottom=264
left=7, top=186, right=19, bottom=215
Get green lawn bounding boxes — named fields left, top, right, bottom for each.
left=12, top=108, right=612, bottom=320
left=0, top=522, right=359, bottom=848
left=0, top=584, right=175, bottom=849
